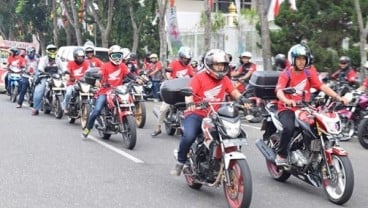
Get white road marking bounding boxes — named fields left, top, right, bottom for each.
left=241, top=123, right=261, bottom=130
left=87, top=135, right=144, bottom=163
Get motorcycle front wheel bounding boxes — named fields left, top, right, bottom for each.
left=53, top=96, right=63, bottom=119
left=134, top=101, right=146, bottom=128
left=223, top=159, right=253, bottom=208
left=323, top=155, right=354, bottom=205
left=80, top=103, right=91, bottom=129
left=10, top=85, right=18, bottom=103
left=357, top=118, right=368, bottom=149
left=121, top=115, right=137, bottom=150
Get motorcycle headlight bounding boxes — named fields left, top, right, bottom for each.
left=115, top=85, right=129, bottom=94
left=222, top=118, right=241, bottom=138
left=133, top=85, right=143, bottom=94
left=80, top=82, right=91, bottom=93
left=118, top=93, right=130, bottom=104
left=53, top=79, right=63, bottom=87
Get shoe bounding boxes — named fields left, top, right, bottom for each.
left=16, top=104, right=22, bottom=108
left=32, top=109, right=39, bottom=116
left=151, top=129, right=162, bottom=137
left=275, top=154, right=288, bottom=166
left=170, top=162, right=184, bottom=176
left=81, top=128, right=90, bottom=139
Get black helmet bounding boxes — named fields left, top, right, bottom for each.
left=204, top=49, right=229, bottom=80
left=73, top=47, right=85, bottom=65
left=274, top=53, right=286, bottom=70
left=339, top=56, right=351, bottom=65
left=10, top=47, right=19, bottom=56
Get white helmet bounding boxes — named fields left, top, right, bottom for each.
left=121, top=48, right=131, bottom=60
left=108, top=45, right=123, bottom=65
left=240, top=51, right=252, bottom=59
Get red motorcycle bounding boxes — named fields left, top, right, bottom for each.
left=93, top=84, right=137, bottom=150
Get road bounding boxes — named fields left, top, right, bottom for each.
left=0, top=94, right=367, bottom=208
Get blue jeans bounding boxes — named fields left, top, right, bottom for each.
left=62, top=85, right=75, bottom=110
left=152, top=81, right=161, bottom=99
left=17, top=77, right=30, bottom=105
left=177, top=113, right=203, bottom=163
left=86, top=95, right=106, bottom=130
left=32, top=78, right=46, bottom=110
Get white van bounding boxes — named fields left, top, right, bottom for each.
left=56, top=46, right=109, bottom=72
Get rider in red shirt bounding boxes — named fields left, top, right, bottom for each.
left=230, top=51, right=257, bottom=93
left=151, top=46, right=194, bottom=136
left=170, top=49, right=249, bottom=176
left=82, top=45, right=142, bottom=138
left=331, top=56, right=357, bottom=86
left=5, top=47, right=26, bottom=95
left=274, top=44, right=349, bottom=166
left=62, top=48, right=90, bottom=113
left=84, top=46, right=103, bottom=68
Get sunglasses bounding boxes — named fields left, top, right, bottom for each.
left=110, top=53, right=123, bottom=59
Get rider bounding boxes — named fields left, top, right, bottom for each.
left=31, top=44, right=58, bottom=116
left=5, top=47, right=26, bottom=95
left=84, top=45, right=103, bottom=68
left=16, top=47, right=39, bottom=108
left=62, top=47, right=90, bottom=114
left=190, top=60, right=199, bottom=73
left=273, top=53, right=290, bottom=71
left=230, top=51, right=257, bottom=93
left=147, top=53, right=163, bottom=101
left=331, top=56, right=357, bottom=86
left=170, top=49, right=250, bottom=176
left=274, top=44, right=349, bottom=166
left=151, top=46, right=194, bottom=137
left=81, top=45, right=143, bottom=138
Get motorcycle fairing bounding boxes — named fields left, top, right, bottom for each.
left=325, top=147, right=348, bottom=165
left=224, top=152, right=246, bottom=169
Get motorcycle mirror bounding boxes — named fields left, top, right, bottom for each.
left=283, top=87, right=296, bottom=95
left=180, top=88, right=193, bottom=96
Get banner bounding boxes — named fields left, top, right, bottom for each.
left=166, top=0, right=183, bottom=55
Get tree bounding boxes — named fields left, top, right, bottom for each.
left=354, top=0, right=368, bottom=78
left=61, top=0, right=83, bottom=45
left=157, top=0, right=169, bottom=67
left=256, top=0, right=272, bottom=71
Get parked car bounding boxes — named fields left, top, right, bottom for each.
left=56, top=46, right=109, bottom=72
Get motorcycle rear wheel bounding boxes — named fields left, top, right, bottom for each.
left=10, top=86, right=18, bottom=103
left=164, top=111, right=176, bottom=136
left=134, top=101, right=146, bottom=128
left=323, top=155, right=354, bottom=205
left=265, top=134, right=291, bottom=182
left=121, top=115, right=137, bottom=150
left=357, top=118, right=368, bottom=149
left=223, top=159, right=252, bottom=208
left=185, top=169, right=203, bottom=190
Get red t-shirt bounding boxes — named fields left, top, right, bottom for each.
left=275, top=66, right=322, bottom=112
left=86, top=57, right=103, bottom=68
left=7, top=55, right=26, bottom=68
left=189, top=72, right=235, bottom=117
left=66, top=61, right=90, bottom=86
left=97, top=62, right=130, bottom=95
left=168, top=60, right=194, bottom=78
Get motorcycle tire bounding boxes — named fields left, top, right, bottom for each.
left=164, top=111, right=176, bottom=136
left=265, top=134, right=291, bottom=182
left=54, top=97, right=63, bottom=119
left=185, top=170, right=203, bottom=190
left=10, top=86, right=18, bottom=103
left=80, top=103, right=91, bottom=129
left=223, top=159, right=253, bottom=208
left=323, top=155, right=354, bottom=205
left=121, top=115, right=137, bottom=150
left=134, top=101, right=146, bottom=128
left=357, top=118, right=368, bottom=149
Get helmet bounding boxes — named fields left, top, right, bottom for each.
left=274, top=53, right=286, bottom=69
left=130, top=52, right=137, bottom=61
left=149, top=53, right=158, bottom=59
left=108, top=45, right=123, bottom=65
left=204, top=49, right=230, bottom=80
left=339, top=56, right=351, bottom=65
left=9, top=47, right=19, bottom=56
left=288, top=44, right=311, bottom=67
left=26, top=47, right=36, bottom=59
left=364, top=61, right=368, bottom=69
left=73, top=47, right=85, bottom=65
left=191, top=60, right=198, bottom=68
left=46, top=44, right=57, bottom=59
left=121, top=48, right=131, bottom=60
left=19, top=49, right=26, bottom=57
left=240, top=51, right=252, bottom=59
left=84, top=46, right=94, bottom=54
left=178, top=46, right=192, bottom=65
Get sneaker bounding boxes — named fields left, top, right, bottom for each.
left=31, top=109, right=39, bottom=116
left=16, top=104, right=22, bottom=108
left=81, top=128, right=90, bottom=139
left=170, top=162, right=184, bottom=176
left=275, top=154, right=288, bottom=166
left=151, top=129, right=162, bottom=137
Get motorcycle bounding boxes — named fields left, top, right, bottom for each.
left=152, top=101, right=186, bottom=136
left=256, top=88, right=354, bottom=205
left=93, top=84, right=137, bottom=150
left=8, top=65, right=23, bottom=103
left=175, top=88, right=252, bottom=208
left=357, top=117, right=368, bottom=149
left=337, top=91, right=368, bottom=139
left=41, top=66, right=66, bottom=119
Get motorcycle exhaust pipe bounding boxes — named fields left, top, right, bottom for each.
left=152, top=107, right=159, bottom=119
left=255, top=139, right=276, bottom=161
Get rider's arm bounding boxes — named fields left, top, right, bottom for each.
left=320, top=84, right=348, bottom=105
